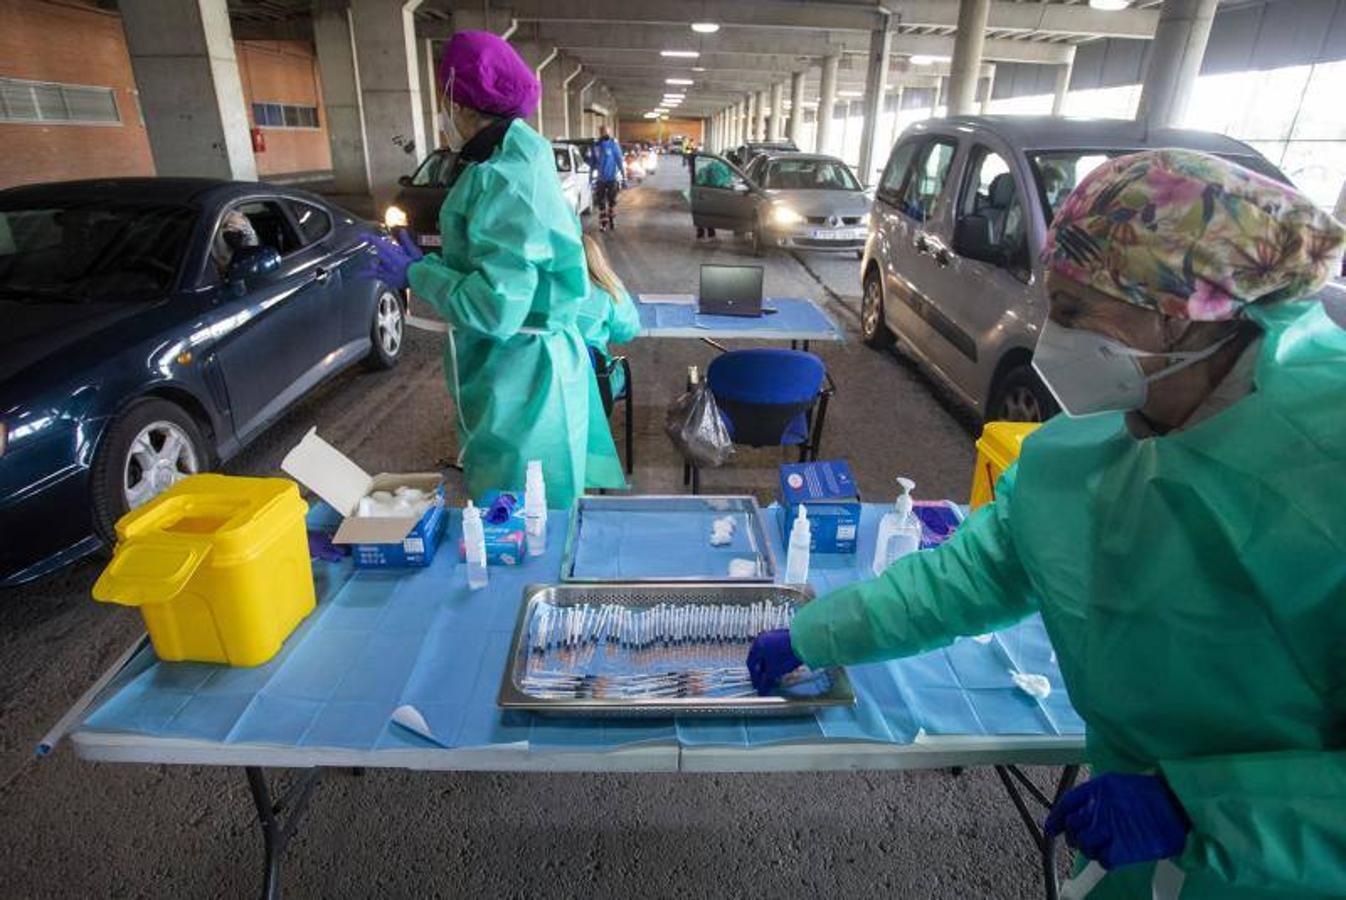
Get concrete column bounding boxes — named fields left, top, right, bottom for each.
left=744, top=92, right=757, bottom=142
left=933, top=77, right=944, bottom=117
left=313, top=3, right=368, bottom=193
left=770, top=81, right=785, bottom=141
left=1051, top=51, right=1075, bottom=116
left=889, top=85, right=905, bottom=150
left=816, top=54, right=839, bottom=154
left=561, top=63, right=583, bottom=139
left=857, top=25, right=893, bottom=187
left=979, top=66, right=995, bottom=114
left=754, top=90, right=768, bottom=142
left=788, top=71, right=806, bottom=147
left=421, top=37, right=442, bottom=152
left=119, top=0, right=256, bottom=180
left=538, top=50, right=565, bottom=139
left=947, top=0, right=990, bottom=116
left=1137, top=0, right=1218, bottom=128
left=570, top=77, right=594, bottom=138
left=348, top=0, right=426, bottom=207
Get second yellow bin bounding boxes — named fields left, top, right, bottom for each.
left=969, top=422, right=1040, bottom=510
left=93, top=474, right=316, bottom=666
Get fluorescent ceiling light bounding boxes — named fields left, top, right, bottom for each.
left=910, top=55, right=952, bottom=66
left=666, top=78, right=694, bottom=85
left=837, top=90, right=863, bottom=98
left=1088, top=0, right=1130, bottom=9
left=691, top=67, right=706, bottom=72
left=643, top=112, right=658, bottom=119
left=690, top=22, right=719, bottom=33
left=661, top=50, right=700, bottom=58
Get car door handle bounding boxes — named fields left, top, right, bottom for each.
left=913, top=234, right=930, bottom=255
left=931, top=245, right=951, bottom=267
left=313, top=267, right=330, bottom=284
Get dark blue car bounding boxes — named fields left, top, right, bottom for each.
left=0, top=178, right=403, bottom=585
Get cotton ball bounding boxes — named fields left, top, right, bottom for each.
left=1010, top=671, right=1052, bottom=700
left=728, top=558, right=757, bottom=578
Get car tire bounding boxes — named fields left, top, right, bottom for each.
left=860, top=271, right=894, bottom=349
left=90, top=398, right=208, bottom=543
left=365, top=286, right=405, bottom=370
left=751, top=217, right=766, bottom=257
left=987, top=363, right=1059, bottom=423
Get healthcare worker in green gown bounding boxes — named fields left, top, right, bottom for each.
left=371, top=31, right=624, bottom=506
left=576, top=233, right=641, bottom=399
left=748, top=150, right=1346, bottom=899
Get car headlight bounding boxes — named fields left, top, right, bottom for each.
left=384, top=205, right=408, bottom=229
left=770, top=205, right=805, bottom=227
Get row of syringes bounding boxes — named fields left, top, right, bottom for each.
left=519, top=666, right=757, bottom=699
left=529, top=602, right=795, bottom=654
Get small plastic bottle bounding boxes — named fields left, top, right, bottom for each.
left=463, top=500, right=489, bottom=590
left=524, top=460, right=547, bottom=558
left=784, top=505, right=811, bottom=585
left=872, top=477, right=922, bottom=576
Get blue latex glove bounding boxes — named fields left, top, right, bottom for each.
left=747, top=628, right=802, bottom=695
left=306, top=530, right=348, bottom=563
left=1044, top=773, right=1191, bottom=870
left=369, top=228, right=423, bottom=292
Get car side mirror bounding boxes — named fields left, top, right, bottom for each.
left=398, top=175, right=413, bottom=187
left=953, top=215, right=1005, bottom=266
left=226, top=246, right=282, bottom=286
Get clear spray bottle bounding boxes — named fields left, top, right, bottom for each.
left=463, top=500, right=489, bottom=590
left=872, top=477, right=921, bottom=576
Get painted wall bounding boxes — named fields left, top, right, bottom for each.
left=0, top=0, right=154, bottom=189
left=618, top=118, right=705, bottom=144
left=236, top=39, right=333, bottom=178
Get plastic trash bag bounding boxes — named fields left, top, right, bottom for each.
left=665, top=383, right=734, bottom=467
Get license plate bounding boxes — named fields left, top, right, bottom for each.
left=809, top=228, right=863, bottom=241
left=419, top=234, right=442, bottom=247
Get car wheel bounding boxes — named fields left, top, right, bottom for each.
left=365, top=287, right=405, bottom=370
left=988, top=364, right=1059, bottom=423
left=91, top=399, right=208, bottom=542
left=861, top=271, right=894, bottom=349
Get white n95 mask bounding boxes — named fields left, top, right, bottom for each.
left=1031, top=318, right=1235, bottom=418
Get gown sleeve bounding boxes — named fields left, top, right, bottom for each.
left=606, top=290, right=642, bottom=345
left=1160, top=749, right=1346, bottom=894
left=790, top=464, right=1039, bottom=668
left=407, top=170, right=538, bottom=340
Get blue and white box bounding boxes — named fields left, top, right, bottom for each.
left=778, top=460, right=862, bottom=554
left=281, top=427, right=448, bottom=569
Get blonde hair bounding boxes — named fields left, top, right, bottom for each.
left=582, top=233, right=627, bottom=302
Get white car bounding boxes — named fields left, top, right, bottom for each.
left=552, top=142, right=592, bottom=217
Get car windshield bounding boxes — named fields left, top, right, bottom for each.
left=0, top=201, right=196, bottom=302
left=763, top=159, right=860, bottom=191
left=410, top=152, right=458, bottom=187
left=1030, top=149, right=1289, bottom=220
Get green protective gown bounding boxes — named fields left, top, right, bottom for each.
left=791, top=298, right=1346, bottom=899
left=576, top=282, right=641, bottom=398
left=408, top=120, right=625, bottom=506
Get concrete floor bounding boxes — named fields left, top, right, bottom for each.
left=0, top=160, right=1066, bottom=898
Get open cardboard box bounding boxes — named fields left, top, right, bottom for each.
left=281, top=427, right=448, bottom=568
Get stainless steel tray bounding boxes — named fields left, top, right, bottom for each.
left=497, top=582, right=855, bottom=716
left=559, top=495, right=779, bottom=583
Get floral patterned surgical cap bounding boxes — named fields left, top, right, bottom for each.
left=1043, top=149, right=1344, bottom=321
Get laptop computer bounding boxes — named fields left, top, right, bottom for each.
left=699, top=264, right=765, bottom=317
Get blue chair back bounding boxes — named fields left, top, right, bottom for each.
left=707, top=349, right=824, bottom=447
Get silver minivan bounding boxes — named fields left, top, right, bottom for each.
left=860, top=116, right=1286, bottom=421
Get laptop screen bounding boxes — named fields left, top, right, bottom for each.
left=700, top=264, right=764, bottom=305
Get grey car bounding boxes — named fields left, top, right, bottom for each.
left=859, top=115, right=1287, bottom=422
left=691, top=152, right=871, bottom=257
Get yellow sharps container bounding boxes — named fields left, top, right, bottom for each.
left=969, top=422, right=1040, bottom=511
left=93, top=474, right=316, bottom=666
